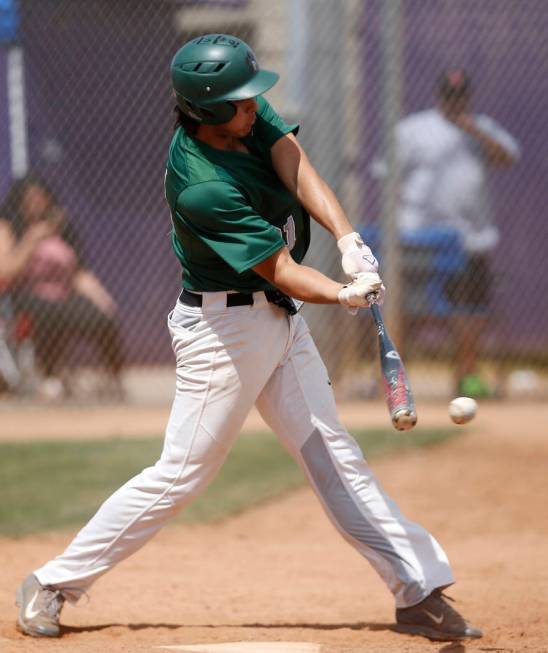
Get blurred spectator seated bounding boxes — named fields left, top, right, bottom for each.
left=0, top=282, right=23, bottom=393
left=0, top=272, right=37, bottom=394
left=0, top=175, right=125, bottom=401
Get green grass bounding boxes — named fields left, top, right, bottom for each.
left=0, top=427, right=455, bottom=537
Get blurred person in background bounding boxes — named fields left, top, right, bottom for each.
left=0, top=174, right=125, bottom=399
left=15, top=35, right=481, bottom=644
left=372, top=70, right=520, bottom=398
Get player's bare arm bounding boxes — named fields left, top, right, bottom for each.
left=252, top=246, right=382, bottom=308
left=271, top=133, right=353, bottom=240
left=253, top=246, right=342, bottom=303
left=271, top=133, right=380, bottom=280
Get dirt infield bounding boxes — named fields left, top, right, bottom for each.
left=1, top=400, right=547, bottom=653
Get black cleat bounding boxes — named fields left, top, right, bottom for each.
left=395, top=588, right=482, bottom=641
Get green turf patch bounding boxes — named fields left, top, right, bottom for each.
left=0, top=427, right=455, bottom=537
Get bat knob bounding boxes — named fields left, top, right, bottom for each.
left=392, top=409, right=418, bottom=431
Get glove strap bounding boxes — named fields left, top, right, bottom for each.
left=337, top=231, right=365, bottom=255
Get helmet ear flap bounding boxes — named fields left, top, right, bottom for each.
left=175, top=94, right=237, bottom=126
left=176, top=95, right=203, bottom=122
left=205, top=101, right=237, bottom=125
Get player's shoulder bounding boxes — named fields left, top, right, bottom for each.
left=168, top=128, right=222, bottom=185
left=255, top=95, right=281, bottom=121
left=251, top=96, right=299, bottom=147
left=178, top=180, right=243, bottom=214
left=255, top=95, right=269, bottom=116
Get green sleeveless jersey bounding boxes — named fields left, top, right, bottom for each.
left=164, top=97, right=310, bottom=292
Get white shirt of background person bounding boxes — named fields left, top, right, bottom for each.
left=371, top=75, right=520, bottom=254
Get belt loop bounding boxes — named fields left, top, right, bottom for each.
left=202, top=292, right=229, bottom=312
left=252, top=291, right=268, bottom=308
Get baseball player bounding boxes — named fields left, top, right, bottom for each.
left=16, top=35, right=481, bottom=642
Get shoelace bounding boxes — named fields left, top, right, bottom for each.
left=432, top=591, right=467, bottom=623
left=437, top=591, right=456, bottom=603
left=42, top=585, right=89, bottom=617
left=39, top=589, right=65, bottom=619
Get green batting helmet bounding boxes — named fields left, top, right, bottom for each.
left=170, top=34, right=279, bottom=125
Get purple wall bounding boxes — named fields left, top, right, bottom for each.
left=361, top=0, right=548, bottom=353
left=21, top=0, right=182, bottom=363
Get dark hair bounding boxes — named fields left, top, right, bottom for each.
left=437, top=69, right=472, bottom=101
left=174, top=105, right=200, bottom=135
left=0, top=174, right=58, bottom=238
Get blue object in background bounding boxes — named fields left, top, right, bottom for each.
left=359, top=224, right=467, bottom=317
left=0, top=1, right=19, bottom=199
left=0, top=48, right=11, bottom=200
left=0, top=0, right=19, bottom=43
left=0, top=0, right=20, bottom=199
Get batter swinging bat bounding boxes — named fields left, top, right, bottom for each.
left=369, top=300, right=417, bottom=431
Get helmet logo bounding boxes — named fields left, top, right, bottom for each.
left=246, top=51, right=258, bottom=72
left=195, top=34, right=239, bottom=49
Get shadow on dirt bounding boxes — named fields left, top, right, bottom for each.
left=62, top=623, right=183, bottom=634
left=439, top=643, right=467, bottom=653
left=62, top=620, right=392, bottom=635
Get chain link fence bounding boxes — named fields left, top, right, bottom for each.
left=0, top=0, right=546, bottom=403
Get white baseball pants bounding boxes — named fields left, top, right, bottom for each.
left=35, top=291, right=454, bottom=607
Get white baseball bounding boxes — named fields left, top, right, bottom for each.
left=448, top=397, right=477, bottom=425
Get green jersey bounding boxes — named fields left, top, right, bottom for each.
left=164, top=97, right=310, bottom=292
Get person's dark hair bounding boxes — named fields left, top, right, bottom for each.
left=0, top=174, right=58, bottom=238
left=437, top=69, right=472, bottom=101
left=174, top=105, right=200, bottom=135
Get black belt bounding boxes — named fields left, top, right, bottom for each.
left=179, top=289, right=298, bottom=315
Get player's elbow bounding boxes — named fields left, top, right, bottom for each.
left=252, top=246, right=294, bottom=289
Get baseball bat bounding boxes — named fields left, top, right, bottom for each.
left=368, top=300, right=417, bottom=431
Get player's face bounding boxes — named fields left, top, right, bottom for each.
left=222, top=98, right=258, bottom=137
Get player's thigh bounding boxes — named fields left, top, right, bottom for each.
left=168, top=301, right=290, bottom=455
left=255, top=314, right=346, bottom=454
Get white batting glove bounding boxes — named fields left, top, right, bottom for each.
left=337, top=232, right=379, bottom=278
left=338, top=272, right=383, bottom=308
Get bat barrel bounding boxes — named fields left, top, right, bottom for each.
left=369, top=299, right=417, bottom=432
left=392, top=408, right=418, bottom=431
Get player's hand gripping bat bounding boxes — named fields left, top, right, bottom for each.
left=368, top=296, right=417, bottom=431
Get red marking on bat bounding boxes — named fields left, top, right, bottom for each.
left=384, top=368, right=409, bottom=413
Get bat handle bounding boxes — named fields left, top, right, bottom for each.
left=366, top=292, right=382, bottom=324
left=366, top=291, right=380, bottom=305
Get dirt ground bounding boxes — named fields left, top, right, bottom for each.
left=1, top=400, right=547, bottom=653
